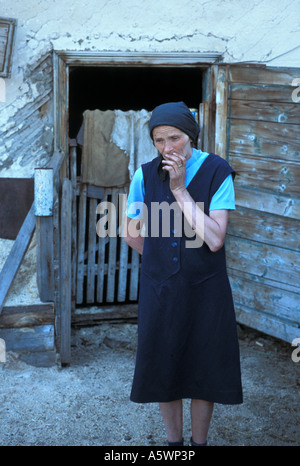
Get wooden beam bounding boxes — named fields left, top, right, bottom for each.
left=34, top=168, right=54, bottom=302
left=36, top=216, right=54, bottom=302
left=60, top=178, right=72, bottom=366
left=0, top=303, right=54, bottom=329
left=54, top=51, right=222, bottom=66
left=72, top=304, right=138, bottom=327
left=76, top=184, right=87, bottom=304
left=69, top=140, right=77, bottom=312
left=1, top=325, right=55, bottom=353
left=215, top=66, right=229, bottom=159
left=0, top=203, right=35, bottom=314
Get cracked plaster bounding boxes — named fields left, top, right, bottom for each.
left=0, top=0, right=299, bottom=177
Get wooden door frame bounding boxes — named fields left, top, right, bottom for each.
left=53, top=50, right=224, bottom=155
left=51, top=51, right=230, bottom=361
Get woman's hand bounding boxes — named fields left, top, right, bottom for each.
left=161, top=152, right=187, bottom=192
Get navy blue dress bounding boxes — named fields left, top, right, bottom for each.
left=130, top=153, right=243, bottom=405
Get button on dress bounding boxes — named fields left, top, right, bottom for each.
left=130, top=153, right=243, bottom=405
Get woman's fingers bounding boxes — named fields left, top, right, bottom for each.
left=162, top=152, right=185, bottom=171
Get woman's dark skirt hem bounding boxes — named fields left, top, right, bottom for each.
left=130, top=390, right=243, bottom=405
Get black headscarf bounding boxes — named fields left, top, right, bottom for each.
left=149, top=101, right=200, bottom=144
left=149, top=101, right=200, bottom=181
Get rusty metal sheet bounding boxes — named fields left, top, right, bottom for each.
left=0, top=178, right=34, bottom=239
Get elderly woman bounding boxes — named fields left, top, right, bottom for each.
left=125, top=102, right=242, bottom=446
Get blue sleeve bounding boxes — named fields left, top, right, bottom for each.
left=209, top=174, right=235, bottom=211
left=126, top=167, right=145, bottom=219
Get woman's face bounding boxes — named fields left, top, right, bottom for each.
left=152, top=125, right=193, bottom=160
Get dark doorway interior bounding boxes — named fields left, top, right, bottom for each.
left=69, top=66, right=202, bottom=138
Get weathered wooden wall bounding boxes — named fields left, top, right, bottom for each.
left=225, top=65, right=300, bottom=343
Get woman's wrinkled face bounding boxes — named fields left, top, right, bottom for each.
left=152, top=126, right=193, bottom=160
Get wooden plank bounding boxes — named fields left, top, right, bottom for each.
left=228, top=120, right=300, bottom=162
left=201, top=66, right=217, bottom=153
left=96, top=237, right=106, bottom=302
left=230, top=83, right=295, bottom=103
left=34, top=167, right=54, bottom=302
left=229, top=99, right=300, bottom=125
left=229, top=154, right=300, bottom=196
left=53, top=54, right=68, bottom=152
left=117, top=188, right=129, bottom=302
left=76, top=184, right=87, bottom=304
left=0, top=304, right=54, bottom=328
left=229, top=65, right=300, bottom=86
left=234, top=303, right=300, bottom=344
left=215, top=66, right=229, bottom=159
left=96, top=192, right=108, bottom=303
left=198, top=102, right=205, bottom=151
left=229, top=270, right=299, bottom=325
left=60, top=178, right=72, bottom=366
left=0, top=325, right=55, bottom=353
left=234, top=186, right=300, bottom=220
left=106, top=189, right=118, bottom=302
left=52, top=165, right=61, bottom=349
left=69, top=141, right=77, bottom=312
left=36, top=216, right=54, bottom=302
left=0, top=203, right=35, bottom=314
left=72, top=304, right=138, bottom=326
left=226, top=235, right=300, bottom=289
left=87, top=198, right=97, bottom=302
left=228, top=207, right=300, bottom=252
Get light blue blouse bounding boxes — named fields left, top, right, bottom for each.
left=127, top=149, right=235, bottom=219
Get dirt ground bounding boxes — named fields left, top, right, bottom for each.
left=0, top=322, right=299, bottom=447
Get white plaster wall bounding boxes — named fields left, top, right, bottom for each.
left=0, top=0, right=299, bottom=177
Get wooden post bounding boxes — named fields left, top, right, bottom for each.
left=215, top=65, right=229, bottom=159
left=69, top=139, right=78, bottom=312
left=34, top=168, right=54, bottom=302
left=199, top=102, right=209, bottom=153
left=60, top=178, right=72, bottom=366
left=76, top=184, right=87, bottom=304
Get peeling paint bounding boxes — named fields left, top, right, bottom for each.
left=0, top=0, right=299, bottom=178
left=0, top=52, right=53, bottom=177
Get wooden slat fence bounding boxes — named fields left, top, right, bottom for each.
left=76, top=183, right=140, bottom=306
